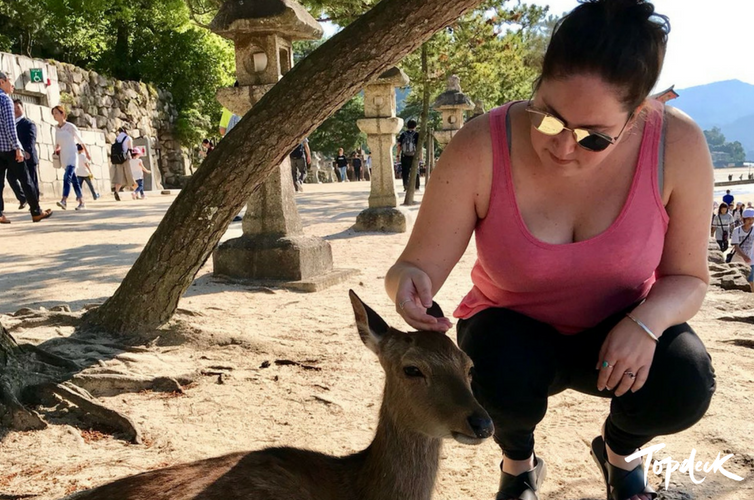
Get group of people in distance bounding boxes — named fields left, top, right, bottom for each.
left=0, top=71, right=152, bottom=223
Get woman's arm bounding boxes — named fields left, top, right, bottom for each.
left=598, top=107, right=714, bottom=395
left=385, top=115, right=493, bottom=331
left=629, top=107, right=713, bottom=336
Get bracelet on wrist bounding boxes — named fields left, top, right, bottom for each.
left=625, top=312, right=659, bottom=343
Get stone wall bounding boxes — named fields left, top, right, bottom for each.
left=52, top=61, right=187, bottom=188
left=0, top=52, right=190, bottom=194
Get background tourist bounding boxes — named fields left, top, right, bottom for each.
left=335, top=147, right=348, bottom=182
left=352, top=151, right=363, bottom=181
left=730, top=207, right=754, bottom=292
left=397, top=119, right=420, bottom=191
left=290, top=138, right=311, bottom=192
left=0, top=71, right=51, bottom=223
left=13, top=98, right=39, bottom=198
left=722, top=189, right=734, bottom=206
left=129, top=148, right=151, bottom=199
left=711, top=202, right=734, bottom=252
left=52, top=105, right=88, bottom=211
left=76, top=143, right=99, bottom=200
left=111, top=126, right=133, bottom=200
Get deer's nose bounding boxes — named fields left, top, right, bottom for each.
left=467, top=414, right=494, bottom=439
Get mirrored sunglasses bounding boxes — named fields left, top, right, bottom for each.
left=526, top=105, right=631, bottom=152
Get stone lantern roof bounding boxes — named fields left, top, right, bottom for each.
left=432, top=75, right=474, bottom=110
left=374, top=67, right=409, bottom=87
left=210, top=0, right=323, bottom=41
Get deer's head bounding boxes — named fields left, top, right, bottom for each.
left=349, top=290, right=493, bottom=444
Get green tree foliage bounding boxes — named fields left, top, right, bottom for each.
left=398, top=1, right=549, bottom=125
left=705, top=126, right=746, bottom=164
left=308, top=95, right=367, bottom=156
left=0, top=0, right=235, bottom=146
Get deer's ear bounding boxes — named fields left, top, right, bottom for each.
left=349, top=290, right=390, bottom=354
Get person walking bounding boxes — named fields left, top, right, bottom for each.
left=111, top=126, right=134, bottom=200
left=731, top=207, right=754, bottom=292
left=0, top=71, right=51, bottom=223
left=290, top=138, right=311, bottom=192
left=711, top=202, right=734, bottom=252
left=722, top=189, right=734, bottom=206
left=335, top=148, right=348, bottom=182
left=385, top=2, right=715, bottom=500
left=352, top=151, right=363, bottom=181
left=129, top=148, right=151, bottom=199
left=52, top=105, right=88, bottom=210
left=397, top=119, right=420, bottom=191
left=13, top=99, right=39, bottom=198
left=76, top=144, right=99, bottom=200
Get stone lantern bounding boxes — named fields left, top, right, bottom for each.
left=432, top=75, right=474, bottom=147
left=211, top=0, right=355, bottom=290
left=354, top=67, right=412, bottom=232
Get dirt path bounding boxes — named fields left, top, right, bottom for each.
left=1, top=180, right=752, bottom=499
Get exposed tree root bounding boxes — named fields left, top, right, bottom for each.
left=26, top=382, right=142, bottom=444
left=7, top=311, right=82, bottom=332
left=71, top=373, right=185, bottom=397
left=0, top=381, right=46, bottom=431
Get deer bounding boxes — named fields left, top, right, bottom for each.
left=63, top=290, right=494, bottom=500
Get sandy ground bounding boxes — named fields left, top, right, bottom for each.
left=0, top=179, right=753, bottom=500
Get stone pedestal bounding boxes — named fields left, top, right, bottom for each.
left=354, top=67, right=412, bottom=233
left=210, top=0, right=356, bottom=290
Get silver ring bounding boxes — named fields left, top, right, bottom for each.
left=624, top=371, right=636, bottom=379
left=399, top=299, right=411, bottom=310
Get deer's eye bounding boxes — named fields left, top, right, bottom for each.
left=403, top=366, right=424, bottom=378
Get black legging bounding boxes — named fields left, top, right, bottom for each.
left=457, top=306, right=716, bottom=460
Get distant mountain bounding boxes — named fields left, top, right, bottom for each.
left=671, top=79, right=754, bottom=160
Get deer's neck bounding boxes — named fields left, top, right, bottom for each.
left=356, top=402, right=442, bottom=500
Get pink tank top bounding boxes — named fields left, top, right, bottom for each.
left=454, top=100, right=669, bottom=334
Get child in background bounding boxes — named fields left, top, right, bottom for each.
left=76, top=144, right=100, bottom=200
left=129, top=148, right=151, bottom=199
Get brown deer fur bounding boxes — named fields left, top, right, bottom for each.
left=64, top=291, right=493, bottom=500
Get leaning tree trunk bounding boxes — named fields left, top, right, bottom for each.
left=404, top=44, right=431, bottom=206
left=83, top=0, right=485, bottom=335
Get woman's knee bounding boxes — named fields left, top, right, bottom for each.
left=614, top=324, right=716, bottom=436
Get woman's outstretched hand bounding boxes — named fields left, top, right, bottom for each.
left=395, top=267, right=452, bottom=332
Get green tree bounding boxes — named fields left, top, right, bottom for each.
left=0, top=0, right=235, bottom=146
left=705, top=127, right=745, bottom=164
left=309, top=95, right=367, bottom=156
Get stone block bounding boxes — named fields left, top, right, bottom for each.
left=719, top=275, right=752, bottom=292
left=96, top=115, right=108, bottom=128
left=708, top=250, right=725, bottom=264
left=353, top=207, right=413, bottom=233
left=71, top=71, right=82, bottom=84
left=213, top=235, right=358, bottom=291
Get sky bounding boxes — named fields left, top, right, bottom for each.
left=322, top=0, right=753, bottom=92
left=529, top=0, right=754, bottom=92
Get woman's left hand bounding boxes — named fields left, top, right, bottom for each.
left=596, top=317, right=658, bottom=396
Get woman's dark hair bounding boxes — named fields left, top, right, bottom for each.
left=718, top=203, right=729, bottom=213
left=76, top=144, right=83, bottom=151
left=538, top=0, right=670, bottom=111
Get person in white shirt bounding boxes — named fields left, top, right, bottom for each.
left=52, top=105, right=89, bottom=210
left=731, top=207, right=754, bottom=292
left=129, top=148, right=151, bottom=199
left=76, top=143, right=99, bottom=200
left=112, top=126, right=134, bottom=200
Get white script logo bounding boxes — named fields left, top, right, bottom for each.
left=626, top=443, right=744, bottom=490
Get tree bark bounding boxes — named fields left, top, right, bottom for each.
left=83, top=0, right=485, bottom=335
left=404, top=44, right=430, bottom=206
